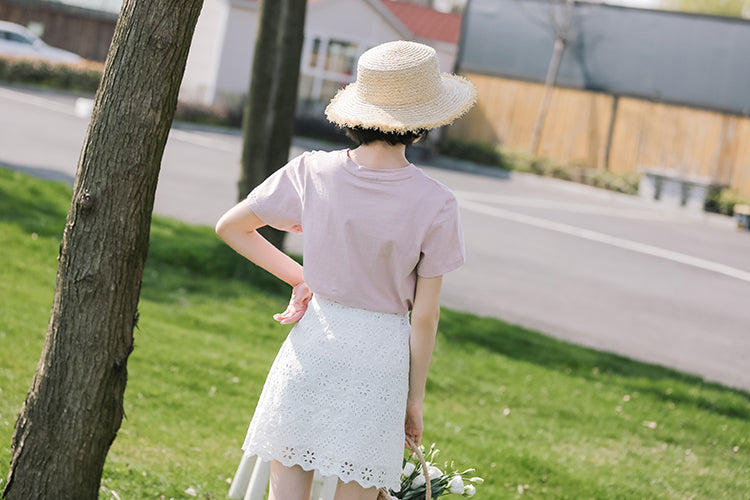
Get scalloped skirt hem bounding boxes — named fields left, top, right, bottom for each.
left=239, top=296, right=410, bottom=493
left=241, top=449, right=399, bottom=492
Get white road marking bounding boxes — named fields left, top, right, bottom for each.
left=459, top=198, right=750, bottom=284
left=454, top=190, right=682, bottom=222
left=74, top=98, right=94, bottom=118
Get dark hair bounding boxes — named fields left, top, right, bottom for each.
left=343, top=126, right=428, bottom=146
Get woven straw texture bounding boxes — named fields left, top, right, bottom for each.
left=325, top=41, right=477, bottom=133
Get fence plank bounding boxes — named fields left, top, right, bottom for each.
left=449, top=73, right=750, bottom=196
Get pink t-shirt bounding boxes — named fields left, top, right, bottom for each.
left=247, top=149, right=465, bottom=314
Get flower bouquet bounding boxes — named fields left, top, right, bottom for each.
left=385, top=443, right=483, bottom=499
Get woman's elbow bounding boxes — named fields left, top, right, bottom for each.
left=214, top=217, right=228, bottom=238
left=215, top=215, right=239, bottom=240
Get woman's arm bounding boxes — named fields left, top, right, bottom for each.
left=215, top=199, right=311, bottom=323
left=405, top=274, right=443, bottom=448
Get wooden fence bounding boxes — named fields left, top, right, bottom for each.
left=448, top=73, right=750, bottom=196
left=0, top=0, right=116, bottom=62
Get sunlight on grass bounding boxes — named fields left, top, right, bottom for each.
left=1, top=167, right=748, bottom=499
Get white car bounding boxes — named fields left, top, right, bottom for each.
left=0, top=20, right=83, bottom=64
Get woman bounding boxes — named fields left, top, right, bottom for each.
left=216, top=40, right=476, bottom=500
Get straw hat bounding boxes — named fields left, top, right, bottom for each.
left=325, top=40, right=477, bottom=133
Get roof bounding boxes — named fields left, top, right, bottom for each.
left=460, top=0, right=750, bottom=115
left=240, top=0, right=461, bottom=44
left=379, top=0, right=462, bottom=44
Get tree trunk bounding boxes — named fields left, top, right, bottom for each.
left=529, top=0, right=574, bottom=155
left=238, top=0, right=307, bottom=251
left=3, top=1, right=203, bottom=498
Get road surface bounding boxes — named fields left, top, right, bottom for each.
left=1, top=84, right=749, bottom=391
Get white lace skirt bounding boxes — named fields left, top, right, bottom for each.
left=241, top=295, right=411, bottom=491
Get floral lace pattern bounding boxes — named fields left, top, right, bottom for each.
left=242, top=295, right=411, bottom=490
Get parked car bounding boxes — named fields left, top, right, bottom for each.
left=0, top=20, right=83, bottom=64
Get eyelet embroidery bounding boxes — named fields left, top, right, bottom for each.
left=241, top=296, right=411, bottom=491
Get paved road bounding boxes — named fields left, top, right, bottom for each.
left=2, top=84, right=749, bottom=391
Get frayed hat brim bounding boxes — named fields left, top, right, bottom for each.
left=325, top=74, right=477, bottom=133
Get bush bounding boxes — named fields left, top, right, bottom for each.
left=579, top=168, right=641, bottom=195
left=173, top=101, right=243, bottom=128
left=704, top=187, right=750, bottom=216
left=0, top=56, right=103, bottom=93
left=438, top=138, right=641, bottom=195
left=439, top=138, right=506, bottom=167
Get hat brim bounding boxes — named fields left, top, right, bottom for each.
left=325, top=74, right=477, bottom=133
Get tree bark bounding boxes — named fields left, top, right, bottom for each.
left=529, top=0, right=574, bottom=155
left=3, top=1, right=203, bottom=498
left=238, top=0, right=307, bottom=251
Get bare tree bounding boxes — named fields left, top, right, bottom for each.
left=3, top=0, right=203, bottom=498
left=529, top=0, right=575, bottom=155
left=238, top=0, right=307, bottom=251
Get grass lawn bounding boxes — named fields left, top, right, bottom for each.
left=1, top=167, right=748, bottom=499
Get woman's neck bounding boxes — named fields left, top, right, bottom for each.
left=349, top=142, right=409, bottom=170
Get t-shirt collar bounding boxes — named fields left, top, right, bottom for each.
left=343, top=149, right=417, bottom=181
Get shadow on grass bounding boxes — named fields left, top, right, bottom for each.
left=0, top=166, right=291, bottom=302
left=142, top=218, right=298, bottom=302
left=5, top=166, right=749, bottom=421
left=0, top=167, right=70, bottom=238
left=438, top=308, right=750, bottom=420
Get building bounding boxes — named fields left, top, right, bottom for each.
left=449, top=0, right=750, bottom=195
left=179, top=0, right=462, bottom=111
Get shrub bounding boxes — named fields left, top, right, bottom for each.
left=438, top=138, right=506, bottom=167
left=0, top=56, right=102, bottom=93
left=173, top=101, right=243, bottom=128
left=579, top=168, right=641, bottom=195
left=704, top=187, right=750, bottom=216
left=438, top=139, right=641, bottom=195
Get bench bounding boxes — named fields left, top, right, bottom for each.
left=638, top=166, right=718, bottom=211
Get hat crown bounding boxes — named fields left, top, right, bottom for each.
left=355, top=41, right=441, bottom=106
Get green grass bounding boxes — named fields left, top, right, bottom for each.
left=1, top=167, right=749, bottom=499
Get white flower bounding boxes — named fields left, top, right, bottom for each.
left=448, top=476, right=465, bottom=494
left=402, top=461, right=416, bottom=476
left=469, top=476, right=484, bottom=484
left=412, top=474, right=426, bottom=487
left=427, top=465, right=443, bottom=480
left=464, top=484, right=477, bottom=497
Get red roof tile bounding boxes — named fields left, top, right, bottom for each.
left=380, top=0, right=462, bottom=44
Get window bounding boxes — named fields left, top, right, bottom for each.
left=309, top=37, right=321, bottom=68
left=298, top=74, right=314, bottom=100
left=301, top=36, right=360, bottom=103
left=4, top=31, right=34, bottom=45
left=324, top=40, right=358, bottom=76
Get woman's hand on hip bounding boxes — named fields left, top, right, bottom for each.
left=273, top=281, right=313, bottom=324
left=404, top=400, right=424, bottom=450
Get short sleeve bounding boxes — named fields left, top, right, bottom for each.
left=416, top=195, right=466, bottom=278
left=246, top=153, right=306, bottom=231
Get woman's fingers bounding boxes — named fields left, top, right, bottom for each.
left=273, top=282, right=312, bottom=324
left=278, top=309, right=304, bottom=324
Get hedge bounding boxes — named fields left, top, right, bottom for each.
left=439, top=139, right=641, bottom=195
left=0, top=55, right=103, bottom=93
